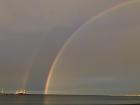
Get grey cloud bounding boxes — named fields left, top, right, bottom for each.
left=0, top=0, right=126, bottom=93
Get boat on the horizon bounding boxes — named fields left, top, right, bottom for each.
left=15, top=89, right=28, bottom=95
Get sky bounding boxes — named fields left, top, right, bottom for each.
left=47, top=0, right=140, bottom=95
left=0, top=0, right=139, bottom=94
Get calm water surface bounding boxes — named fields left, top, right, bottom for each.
left=0, top=95, right=140, bottom=105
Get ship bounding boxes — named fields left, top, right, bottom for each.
left=15, top=89, right=28, bottom=95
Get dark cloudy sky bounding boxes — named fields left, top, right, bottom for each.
left=1, top=0, right=139, bottom=95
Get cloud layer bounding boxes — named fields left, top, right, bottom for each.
left=0, top=0, right=125, bottom=93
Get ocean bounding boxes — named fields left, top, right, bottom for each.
left=0, top=95, right=140, bottom=105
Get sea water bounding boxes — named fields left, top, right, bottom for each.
left=0, top=95, right=140, bottom=105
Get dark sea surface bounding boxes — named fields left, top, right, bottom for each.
left=0, top=95, right=140, bottom=105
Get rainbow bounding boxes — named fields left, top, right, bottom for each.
left=21, top=38, right=45, bottom=89
left=45, top=0, right=140, bottom=94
